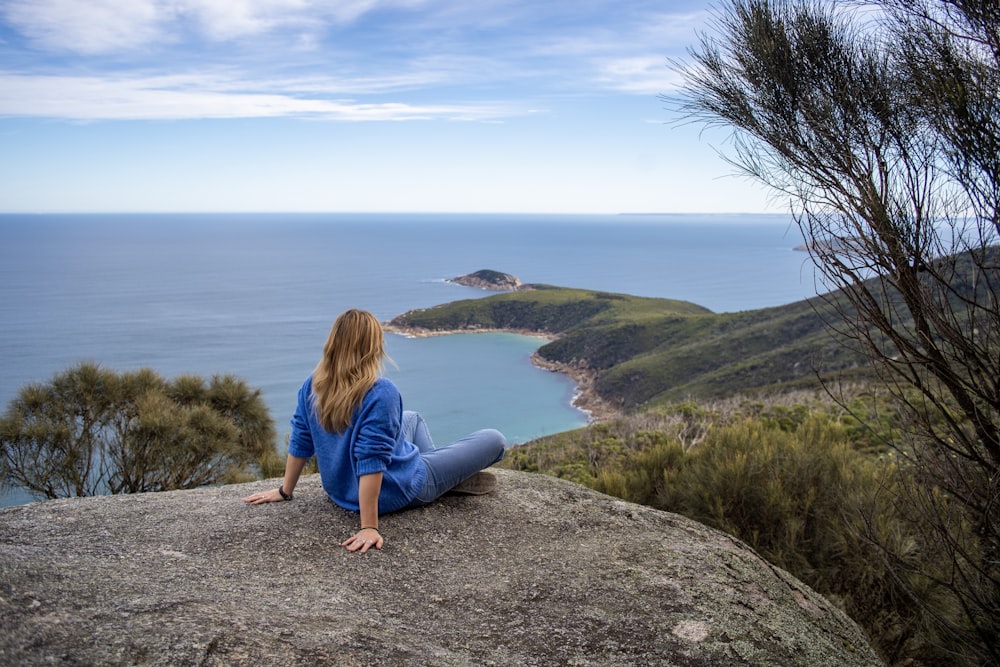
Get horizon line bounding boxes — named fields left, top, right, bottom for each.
left=0, top=209, right=786, bottom=217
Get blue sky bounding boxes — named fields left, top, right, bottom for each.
left=0, top=0, right=777, bottom=214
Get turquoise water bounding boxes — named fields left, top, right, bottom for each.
left=0, top=212, right=819, bottom=506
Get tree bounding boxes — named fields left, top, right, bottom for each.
left=0, top=362, right=278, bottom=499
left=675, top=1, right=998, bottom=663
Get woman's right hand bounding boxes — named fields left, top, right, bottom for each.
left=341, top=527, right=384, bottom=554
left=242, top=488, right=285, bottom=505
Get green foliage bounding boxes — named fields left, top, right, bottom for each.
left=0, top=362, right=277, bottom=499
left=669, top=418, right=868, bottom=581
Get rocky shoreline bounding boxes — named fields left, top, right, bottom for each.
left=381, top=321, right=619, bottom=424
left=529, top=352, right=619, bottom=423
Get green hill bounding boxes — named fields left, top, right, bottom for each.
left=388, top=282, right=870, bottom=412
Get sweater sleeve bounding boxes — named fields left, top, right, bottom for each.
left=352, top=380, right=403, bottom=476
left=287, top=380, right=316, bottom=459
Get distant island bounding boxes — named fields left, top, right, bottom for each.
left=447, top=269, right=524, bottom=291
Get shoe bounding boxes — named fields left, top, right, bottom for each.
left=448, top=471, right=497, bottom=495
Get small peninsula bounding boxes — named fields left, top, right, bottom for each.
left=385, top=276, right=874, bottom=420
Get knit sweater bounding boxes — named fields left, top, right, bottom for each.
left=288, top=376, right=427, bottom=513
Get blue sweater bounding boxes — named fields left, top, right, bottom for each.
left=288, top=376, right=427, bottom=513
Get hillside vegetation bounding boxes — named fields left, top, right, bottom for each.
left=389, top=282, right=871, bottom=411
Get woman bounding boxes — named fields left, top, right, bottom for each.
left=243, top=309, right=507, bottom=554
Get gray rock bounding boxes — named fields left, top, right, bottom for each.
left=0, top=469, right=882, bottom=666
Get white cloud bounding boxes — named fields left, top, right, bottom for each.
left=175, top=0, right=342, bottom=41
left=266, top=70, right=451, bottom=96
left=0, top=71, right=522, bottom=121
left=3, top=0, right=170, bottom=53
left=1, top=0, right=425, bottom=53
left=596, top=56, right=684, bottom=95
left=0, top=0, right=708, bottom=116
left=496, top=8, right=709, bottom=96
left=636, top=11, right=709, bottom=44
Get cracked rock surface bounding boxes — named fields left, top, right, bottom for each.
left=0, top=469, right=882, bottom=666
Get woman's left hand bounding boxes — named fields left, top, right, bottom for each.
left=341, top=527, right=384, bottom=554
left=242, top=488, right=285, bottom=504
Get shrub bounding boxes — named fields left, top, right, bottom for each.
left=0, top=362, right=277, bottom=499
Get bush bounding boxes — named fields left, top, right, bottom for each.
left=0, top=362, right=278, bottom=499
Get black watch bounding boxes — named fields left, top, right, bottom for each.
left=278, top=485, right=293, bottom=501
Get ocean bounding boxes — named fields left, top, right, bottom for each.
left=0, top=212, right=820, bottom=506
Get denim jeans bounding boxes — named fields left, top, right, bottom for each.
left=401, top=411, right=507, bottom=507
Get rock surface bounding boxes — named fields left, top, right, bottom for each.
left=0, top=470, right=882, bottom=666
left=448, top=269, right=522, bottom=291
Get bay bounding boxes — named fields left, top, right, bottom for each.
left=0, top=212, right=819, bottom=506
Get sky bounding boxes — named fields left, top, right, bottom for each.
left=0, top=0, right=779, bottom=214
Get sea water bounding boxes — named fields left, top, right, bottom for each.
left=0, top=212, right=820, bottom=506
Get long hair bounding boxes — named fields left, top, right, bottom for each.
left=311, top=309, right=387, bottom=432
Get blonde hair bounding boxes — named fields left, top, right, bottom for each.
left=311, top=309, right=388, bottom=432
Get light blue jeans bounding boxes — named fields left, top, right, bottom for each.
left=402, top=411, right=507, bottom=508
